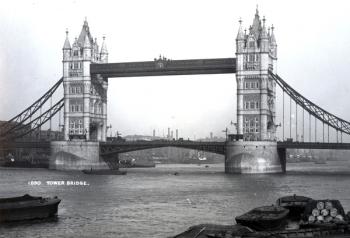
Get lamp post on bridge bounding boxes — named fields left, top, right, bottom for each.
left=274, top=123, right=281, bottom=141
left=230, top=120, right=238, bottom=133
left=222, top=127, right=228, bottom=141
left=106, top=124, right=112, bottom=137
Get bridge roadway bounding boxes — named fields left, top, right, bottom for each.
left=99, top=141, right=226, bottom=156
left=2, top=140, right=350, bottom=154
left=90, top=58, right=236, bottom=78
left=0, top=141, right=50, bottom=150
left=277, top=141, right=350, bottom=150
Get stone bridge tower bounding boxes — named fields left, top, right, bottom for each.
left=62, top=19, right=108, bottom=141
left=236, top=8, right=277, bottom=141
left=225, top=9, right=283, bottom=174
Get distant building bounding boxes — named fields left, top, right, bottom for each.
left=123, top=134, right=165, bottom=141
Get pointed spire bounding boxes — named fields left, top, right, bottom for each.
left=270, top=24, right=277, bottom=46
left=78, top=18, right=93, bottom=46
left=63, top=29, right=71, bottom=49
left=83, top=33, right=91, bottom=48
left=236, top=18, right=244, bottom=40
left=251, top=6, right=261, bottom=39
left=261, top=16, right=268, bottom=39
left=100, top=35, right=108, bottom=54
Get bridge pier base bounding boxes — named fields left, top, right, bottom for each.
left=49, top=141, right=109, bottom=170
left=225, top=141, right=285, bottom=174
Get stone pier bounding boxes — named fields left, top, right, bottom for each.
left=50, top=141, right=109, bottom=170
left=225, top=141, right=285, bottom=174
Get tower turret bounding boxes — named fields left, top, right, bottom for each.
left=100, top=36, right=108, bottom=63
left=269, top=25, right=277, bottom=60
left=260, top=17, right=269, bottom=52
left=63, top=30, right=71, bottom=60
left=83, top=34, right=92, bottom=60
left=236, top=19, right=245, bottom=53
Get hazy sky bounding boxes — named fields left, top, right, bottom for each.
left=1, top=0, right=350, bottom=140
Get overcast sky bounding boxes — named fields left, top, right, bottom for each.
left=0, top=0, right=350, bottom=140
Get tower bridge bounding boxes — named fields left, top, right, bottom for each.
left=1, top=8, right=350, bottom=173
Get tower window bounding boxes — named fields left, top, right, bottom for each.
left=250, top=102, right=255, bottom=109
left=73, top=50, right=79, bottom=57
left=256, top=102, right=259, bottom=109
left=249, top=41, right=255, bottom=48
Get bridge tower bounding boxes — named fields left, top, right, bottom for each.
left=62, top=19, right=108, bottom=142
left=225, top=8, right=284, bottom=173
left=50, top=20, right=110, bottom=170
left=236, top=8, right=277, bottom=141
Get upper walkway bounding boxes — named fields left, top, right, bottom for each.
left=90, top=58, right=236, bottom=78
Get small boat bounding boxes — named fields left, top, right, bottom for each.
left=276, top=194, right=313, bottom=219
left=174, top=195, right=350, bottom=238
left=235, top=205, right=289, bottom=231
left=82, top=169, right=127, bottom=175
left=0, top=194, right=61, bottom=222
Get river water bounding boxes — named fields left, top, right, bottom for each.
left=0, top=161, right=350, bottom=238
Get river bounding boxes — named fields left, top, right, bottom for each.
left=0, top=161, right=350, bottom=238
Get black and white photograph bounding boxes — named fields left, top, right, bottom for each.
left=0, top=0, right=350, bottom=237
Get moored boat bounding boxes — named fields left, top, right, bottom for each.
left=0, top=194, right=61, bottom=222
left=82, top=169, right=127, bottom=175
left=173, top=195, right=350, bottom=237
left=276, top=194, right=313, bottom=219
left=235, top=205, right=289, bottom=231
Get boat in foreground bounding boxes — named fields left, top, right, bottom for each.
left=0, top=194, right=61, bottom=222
left=235, top=205, right=289, bottom=230
left=173, top=195, right=350, bottom=238
left=276, top=194, right=313, bottom=219
left=82, top=169, right=127, bottom=175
